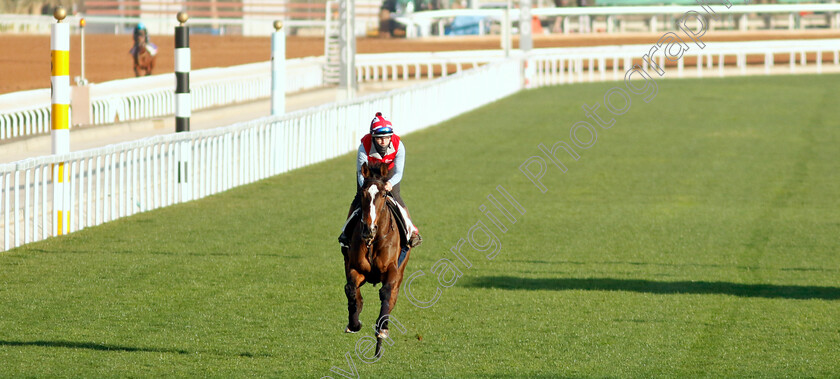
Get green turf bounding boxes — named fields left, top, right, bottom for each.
left=1, top=73, right=839, bottom=378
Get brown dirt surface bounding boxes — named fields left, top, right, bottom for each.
left=1, top=29, right=839, bottom=94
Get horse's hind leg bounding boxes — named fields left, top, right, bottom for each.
left=344, top=269, right=365, bottom=333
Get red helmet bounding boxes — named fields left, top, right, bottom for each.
left=370, top=112, right=393, bottom=137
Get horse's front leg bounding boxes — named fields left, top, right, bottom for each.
left=375, top=265, right=401, bottom=339
left=344, top=268, right=365, bottom=333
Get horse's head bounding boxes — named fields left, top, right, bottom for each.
left=359, top=162, right=391, bottom=246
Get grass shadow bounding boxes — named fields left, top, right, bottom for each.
left=0, top=340, right=190, bottom=354
left=503, top=259, right=840, bottom=273
left=465, top=276, right=840, bottom=300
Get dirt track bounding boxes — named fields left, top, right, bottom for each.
left=1, top=29, right=838, bottom=94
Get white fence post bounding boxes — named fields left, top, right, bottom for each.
left=271, top=20, right=286, bottom=116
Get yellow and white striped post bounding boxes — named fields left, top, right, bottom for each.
left=51, top=7, right=70, bottom=236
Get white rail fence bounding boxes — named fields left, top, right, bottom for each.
left=4, top=3, right=840, bottom=37
left=0, top=58, right=523, bottom=251
left=0, top=12, right=379, bottom=36
left=0, top=89, right=51, bottom=140
left=355, top=50, right=505, bottom=82
left=525, top=38, right=840, bottom=86
left=5, top=37, right=836, bottom=143
left=0, top=57, right=324, bottom=141
left=397, top=3, right=840, bottom=38
left=1, top=50, right=510, bottom=142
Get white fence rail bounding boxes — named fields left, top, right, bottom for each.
left=0, top=12, right=378, bottom=36
left=0, top=57, right=325, bottom=140
left=5, top=3, right=840, bottom=37
left=88, top=58, right=326, bottom=124
left=355, top=50, right=505, bottom=82
left=1, top=50, right=511, bottom=141
left=0, top=58, right=523, bottom=251
left=4, top=38, right=839, bottom=143
left=526, top=38, right=840, bottom=86
left=398, top=3, right=840, bottom=37
left=0, top=89, right=53, bottom=140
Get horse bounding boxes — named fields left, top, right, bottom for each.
left=342, top=162, right=412, bottom=357
left=131, top=33, right=156, bottom=77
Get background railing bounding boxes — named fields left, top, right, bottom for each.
left=0, top=0, right=381, bottom=36
left=0, top=58, right=523, bottom=251
left=396, top=3, right=840, bottom=37
left=1, top=50, right=512, bottom=141
left=355, top=50, right=504, bottom=81
left=5, top=38, right=839, bottom=142
left=0, top=89, right=53, bottom=140
left=5, top=3, right=840, bottom=37
left=525, top=38, right=840, bottom=86
left=0, top=57, right=325, bottom=140
left=88, top=58, right=326, bottom=124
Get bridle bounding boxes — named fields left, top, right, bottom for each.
left=359, top=182, right=392, bottom=249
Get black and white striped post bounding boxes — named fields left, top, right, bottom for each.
left=175, top=12, right=192, bottom=201
left=175, top=11, right=190, bottom=132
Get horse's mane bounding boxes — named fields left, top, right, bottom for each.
left=363, top=162, right=390, bottom=187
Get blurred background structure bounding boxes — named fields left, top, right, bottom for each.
left=3, top=0, right=840, bottom=38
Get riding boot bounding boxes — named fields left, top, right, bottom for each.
left=338, top=208, right=360, bottom=248
left=408, top=229, right=423, bottom=248
left=338, top=232, right=350, bottom=248
left=388, top=197, right=422, bottom=248
left=402, top=219, right=422, bottom=248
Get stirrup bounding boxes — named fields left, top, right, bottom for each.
left=408, top=231, right=423, bottom=248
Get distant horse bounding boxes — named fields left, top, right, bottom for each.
left=131, top=33, right=156, bottom=77
left=342, top=162, right=412, bottom=356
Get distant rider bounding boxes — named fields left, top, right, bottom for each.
left=129, top=23, right=158, bottom=57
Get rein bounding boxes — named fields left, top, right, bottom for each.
left=361, top=191, right=396, bottom=263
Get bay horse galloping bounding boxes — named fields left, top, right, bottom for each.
left=343, top=162, right=412, bottom=356
left=131, top=32, right=156, bottom=77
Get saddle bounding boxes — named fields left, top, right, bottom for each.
left=385, top=196, right=410, bottom=266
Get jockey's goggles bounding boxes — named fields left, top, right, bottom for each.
left=371, top=127, right=393, bottom=137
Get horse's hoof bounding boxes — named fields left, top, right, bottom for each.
left=345, top=327, right=358, bottom=334
left=345, top=323, right=362, bottom=333
left=376, top=328, right=389, bottom=339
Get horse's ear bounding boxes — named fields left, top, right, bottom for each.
left=361, top=163, right=370, bottom=179
left=379, top=163, right=389, bottom=178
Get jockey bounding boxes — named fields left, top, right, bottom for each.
left=129, top=23, right=158, bottom=57
left=339, top=112, right=423, bottom=249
